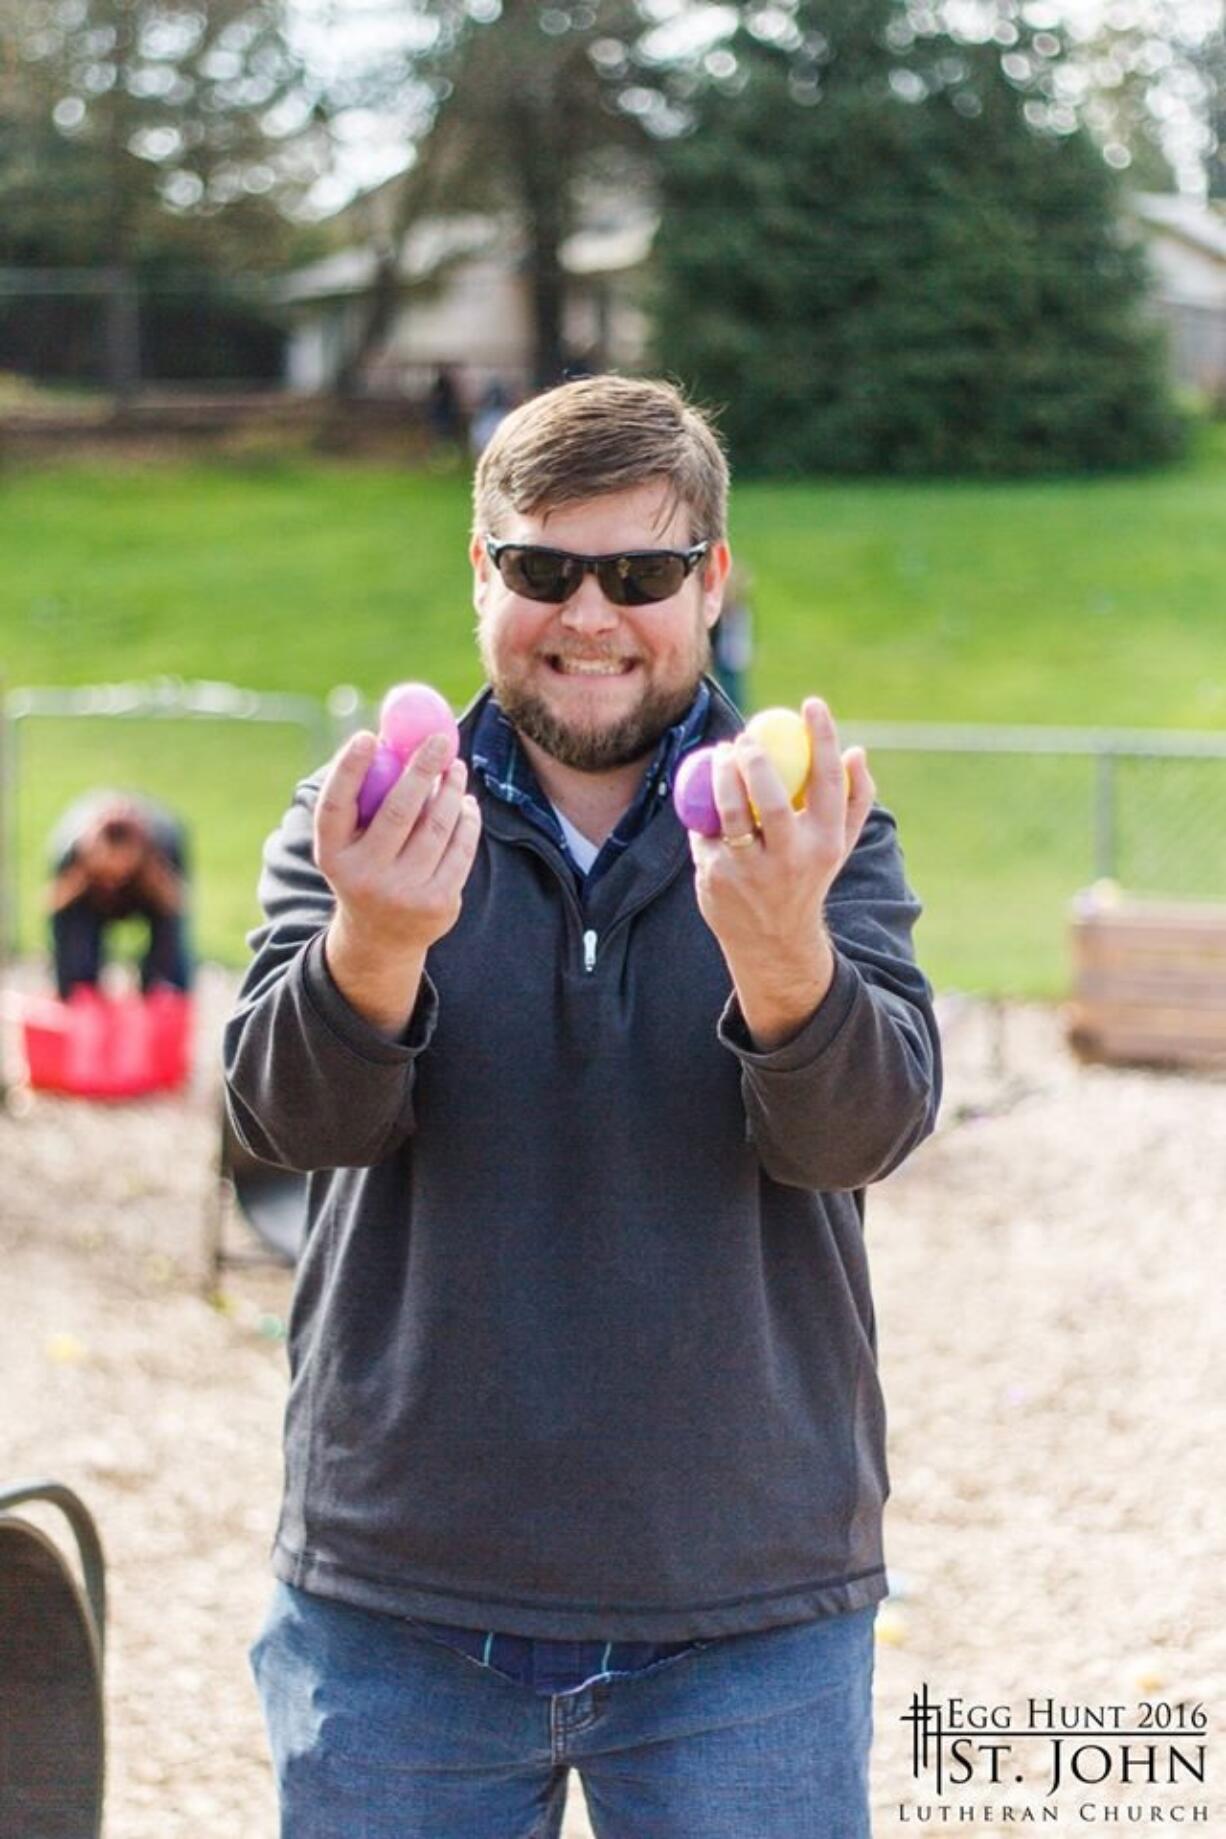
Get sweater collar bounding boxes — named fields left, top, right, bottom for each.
left=461, top=677, right=737, bottom=890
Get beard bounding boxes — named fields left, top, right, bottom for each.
left=481, top=625, right=712, bottom=774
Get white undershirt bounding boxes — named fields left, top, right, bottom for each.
left=549, top=803, right=601, bottom=875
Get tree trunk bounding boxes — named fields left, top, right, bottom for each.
left=103, top=0, right=140, bottom=410
left=527, top=221, right=567, bottom=391
left=511, top=99, right=570, bottom=391
left=333, top=241, right=402, bottom=398
left=1204, top=24, right=1226, bottom=200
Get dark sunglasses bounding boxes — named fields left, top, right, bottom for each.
left=485, top=537, right=710, bottom=607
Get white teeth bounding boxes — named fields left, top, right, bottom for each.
left=553, top=659, right=631, bottom=675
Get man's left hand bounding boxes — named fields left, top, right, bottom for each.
left=688, top=697, right=875, bottom=1051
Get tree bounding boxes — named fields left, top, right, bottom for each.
left=1039, top=0, right=1194, bottom=192
left=652, top=0, right=1183, bottom=475
left=0, top=0, right=329, bottom=267
left=326, top=0, right=673, bottom=394
left=0, top=0, right=330, bottom=390
left=1194, top=5, right=1226, bottom=199
left=934, top=0, right=1224, bottom=196
left=441, top=0, right=666, bottom=386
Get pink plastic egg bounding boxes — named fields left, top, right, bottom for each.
left=379, top=681, right=459, bottom=768
left=356, top=740, right=405, bottom=828
left=673, top=746, right=722, bottom=837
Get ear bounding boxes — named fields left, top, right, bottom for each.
left=701, top=540, right=733, bottom=629
left=470, top=533, right=490, bottom=616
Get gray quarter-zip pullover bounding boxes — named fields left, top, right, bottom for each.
left=223, top=681, right=941, bottom=1641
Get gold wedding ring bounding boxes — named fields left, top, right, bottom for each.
left=721, top=830, right=757, bottom=850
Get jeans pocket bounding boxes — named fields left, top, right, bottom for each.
left=614, top=1639, right=712, bottom=1684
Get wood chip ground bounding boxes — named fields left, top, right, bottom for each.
left=1, top=970, right=1221, bottom=1835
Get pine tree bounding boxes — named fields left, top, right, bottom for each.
left=0, top=0, right=325, bottom=272
left=334, top=0, right=661, bottom=393
left=0, top=0, right=328, bottom=390
left=652, top=0, right=1183, bottom=474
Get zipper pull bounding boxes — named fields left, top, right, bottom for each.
left=582, top=929, right=598, bottom=973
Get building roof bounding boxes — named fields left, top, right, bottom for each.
left=274, top=204, right=657, bottom=304
left=561, top=210, right=656, bottom=276
left=1132, top=193, right=1226, bottom=264
left=272, top=215, right=499, bottom=304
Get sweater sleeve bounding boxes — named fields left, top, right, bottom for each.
left=715, top=804, right=941, bottom=1192
left=221, top=772, right=440, bottom=1173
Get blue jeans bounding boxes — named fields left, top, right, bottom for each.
left=51, top=896, right=192, bottom=999
left=250, top=1581, right=877, bottom=1838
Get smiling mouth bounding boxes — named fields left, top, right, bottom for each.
left=546, top=655, right=639, bottom=677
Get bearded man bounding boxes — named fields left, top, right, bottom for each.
left=225, top=374, right=941, bottom=1838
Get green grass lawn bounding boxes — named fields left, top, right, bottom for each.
left=3, top=431, right=1225, bottom=993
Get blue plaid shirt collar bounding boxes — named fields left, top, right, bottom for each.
left=471, top=679, right=713, bottom=889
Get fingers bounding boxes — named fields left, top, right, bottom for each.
left=430, top=792, right=483, bottom=903
left=315, top=730, right=379, bottom=864
left=700, top=702, right=875, bottom=872
left=401, top=757, right=471, bottom=880
left=843, top=745, right=876, bottom=852
left=711, top=717, right=834, bottom=859
left=362, top=731, right=457, bottom=865
left=799, top=698, right=848, bottom=833
left=733, top=735, right=794, bottom=849
left=711, top=742, right=757, bottom=843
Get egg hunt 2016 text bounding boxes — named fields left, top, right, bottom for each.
left=899, top=1687, right=1210, bottom=1811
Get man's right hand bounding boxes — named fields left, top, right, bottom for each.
left=314, top=729, right=482, bottom=1036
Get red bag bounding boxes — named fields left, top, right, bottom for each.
left=21, top=988, right=193, bottom=1097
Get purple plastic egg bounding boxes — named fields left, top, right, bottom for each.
left=356, top=740, right=405, bottom=828
left=673, top=746, right=722, bottom=837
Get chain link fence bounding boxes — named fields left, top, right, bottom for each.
left=2, top=686, right=1224, bottom=999
left=0, top=680, right=338, bottom=975
left=847, top=724, right=1226, bottom=996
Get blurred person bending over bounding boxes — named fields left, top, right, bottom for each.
left=225, top=376, right=941, bottom=1839
left=711, top=561, right=755, bottom=713
left=47, top=792, right=192, bottom=999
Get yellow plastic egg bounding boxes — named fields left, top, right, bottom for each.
left=745, top=707, right=811, bottom=811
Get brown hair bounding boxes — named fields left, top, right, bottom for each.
left=472, top=376, right=728, bottom=543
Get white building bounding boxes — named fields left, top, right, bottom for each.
left=1131, top=193, right=1226, bottom=401
left=275, top=188, right=1226, bottom=408
left=274, top=202, right=654, bottom=404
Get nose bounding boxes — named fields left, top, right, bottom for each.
left=557, top=569, right=620, bottom=634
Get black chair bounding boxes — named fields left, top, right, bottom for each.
left=208, top=1103, right=307, bottom=1286
left=0, top=1481, right=106, bottom=1839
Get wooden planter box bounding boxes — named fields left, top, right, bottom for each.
left=1066, top=889, right=1226, bottom=1068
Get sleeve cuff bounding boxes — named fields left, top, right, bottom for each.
left=301, top=931, right=440, bottom=1064
left=716, top=948, right=860, bottom=1070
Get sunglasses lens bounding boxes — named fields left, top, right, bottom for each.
left=491, top=543, right=699, bottom=605
left=499, top=547, right=576, bottom=602
left=610, top=555, right=689, bottom=605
